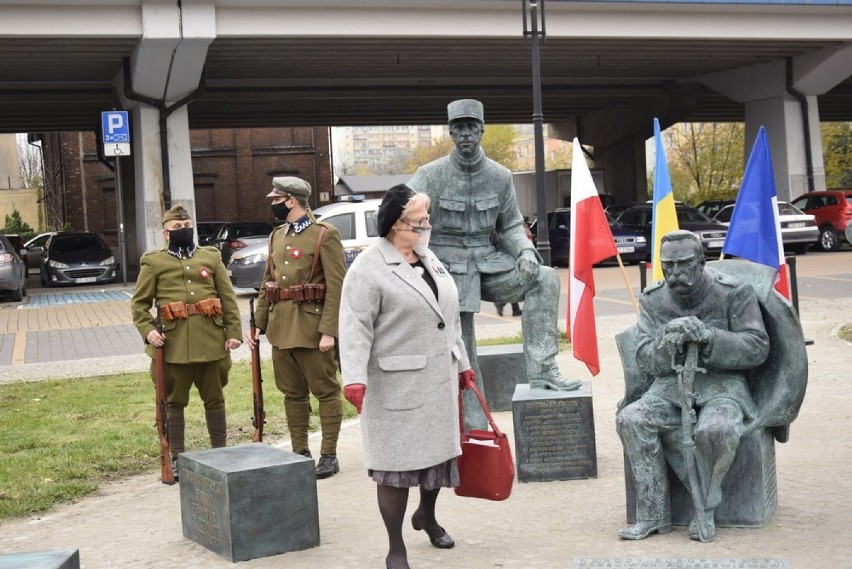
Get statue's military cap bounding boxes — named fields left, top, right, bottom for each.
left=447, top=98, right=484, bottom=124
left=162, top=204, right=192, bottom=225
left=267, top=176, right=312, bottom=199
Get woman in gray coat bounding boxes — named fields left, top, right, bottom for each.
left=339, top=185, right=474, bottom=569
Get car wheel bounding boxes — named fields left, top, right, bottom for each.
left=818, top=226, right=840, bottom=251
left=11, top=282, right=23, bottom=302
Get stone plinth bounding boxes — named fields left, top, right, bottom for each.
left=512, top=382, right=597, bottom=482
left=477, top=343, right=526, bottom=412
left=0, top=549, right=79, bottom=569
left=625, top=427, right=777, bottom=527
left=179, top=443, right=319, bottom=562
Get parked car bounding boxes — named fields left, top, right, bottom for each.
left=790, top=189, right=852, bottom=251
left=616, top=203, right=728, bottom=258
left=24, top=231, right=56, bottom=274
left=212, top=221, right=275, bottom=266
left=3, top=234, right=27, bottom=267
left=546, top=208, right=648, bottom=267
left=0, top=234, right=27, bottom=301
left=712, top=201, right=818, bottom=255
left=695, top=199, right=735, bottom=219
left=227, top=200, right=381, bottom=290
left=196, top=221, right=227, bottom=246
left=40, top=232, right=117, bottom=287
left=605, top=202, right=637, bottom=221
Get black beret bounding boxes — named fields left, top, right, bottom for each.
left=378, top=184, right=415, bottom=237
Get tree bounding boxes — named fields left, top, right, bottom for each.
left=16, top=134, right=43, bottom=190
left=652, top=123, right=745, bottom=205
left=821, top=122, right=852, bottom=188
left=3, top=209, right=33, bottom=234
left=405, top=137, right=454, bottom=172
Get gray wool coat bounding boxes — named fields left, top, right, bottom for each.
left=339, top=238, right=471, bottom=472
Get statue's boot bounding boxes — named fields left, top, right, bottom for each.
left=520, top=266, right=580, bottom=391
left=617, top=520, right=672, bottom=540
left=530, top=375, right=582, bottom=391
left=688, top=510, right=716, bottom=542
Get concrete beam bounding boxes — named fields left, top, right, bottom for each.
left=549, top=84, right=703, bottom=149
left=698, top=43, right=852, bottom=102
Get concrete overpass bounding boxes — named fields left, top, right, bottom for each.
left=1, top=0, right=850, bottom=254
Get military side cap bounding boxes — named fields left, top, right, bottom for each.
left=162, top=204, right=192, bottom=225
left=267, top=176, right=312, bottom=199
left=447, top=98, right=484, bottom=124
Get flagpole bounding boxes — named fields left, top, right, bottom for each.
left=719, top=252, right=726, bottom=260
left=615, top=253, right=640, bottom=314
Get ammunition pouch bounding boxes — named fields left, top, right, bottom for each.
left=160, top=298, right=223, bottom=321
left=263, top=282, right=326, bottom=303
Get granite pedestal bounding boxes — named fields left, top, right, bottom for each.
left=477, top=343, right=526, bottom=412
left=512, top=382, right=597, bottom=482
left=179, top=443, right=319, bottom=562
left=0, top=549, right=79, bottom=569
left=625, top=427, right=777, bottom=527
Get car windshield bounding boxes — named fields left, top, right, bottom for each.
left=778, top=202, right=804, bottom=216
left=675, top=206, right=713, bottom=223
left=229, top=223, right=272, bottom=239
left=52, top=235, right=107, bottom=254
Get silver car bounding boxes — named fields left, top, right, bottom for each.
left=713, top=201, right=819, bottom=255
left=0, top=234, right=27, bottom=302
left=228, top=199, right=381, bottom=290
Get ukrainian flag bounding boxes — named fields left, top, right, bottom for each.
left=650, top=118, right=679, bottom=282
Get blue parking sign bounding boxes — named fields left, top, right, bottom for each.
left=102, top=111, right=131, bottom=156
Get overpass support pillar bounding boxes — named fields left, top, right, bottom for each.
left=699, top=43, right=852, bottom=201
left=593, top=137, right=649, bottom=204
left=131, top=105, right=197, bottom=257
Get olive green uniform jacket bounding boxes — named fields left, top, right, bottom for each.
left=131, top=246, right=243, bottom=363
left=255, top=220, right=346, bottom=348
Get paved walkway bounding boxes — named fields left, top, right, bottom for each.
left=0, top=262, right=851, bottom=568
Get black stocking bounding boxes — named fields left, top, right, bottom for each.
left=377, top=484, right=410, bottom=569
left=415, top=487, right=443, bottom=536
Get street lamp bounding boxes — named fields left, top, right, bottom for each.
left=522, top=0, right=550, bottom=266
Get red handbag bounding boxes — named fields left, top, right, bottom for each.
left=454, top=382, right=515, bottom=501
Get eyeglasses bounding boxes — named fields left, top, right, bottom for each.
left=401, top=215, right=430, bottom=229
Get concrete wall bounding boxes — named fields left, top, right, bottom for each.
left=513, top=169, right=606, bottom=219
left=0, top=134, right=20, bottom=191
left=0, top=188, right=41, bottom=231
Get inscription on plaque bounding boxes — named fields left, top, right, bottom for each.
left=183, top=469, right=225, bottom=551
left=512, top=382, right=597, bottom=482
left=573, top=559, right=792, bottom=569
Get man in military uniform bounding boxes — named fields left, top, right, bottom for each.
left=616, top=230, right=770, bottom=541
left=408, top=98, right=580, bottom=418
left=131, top=204, right=243, bottom=479
left=245, top=177, right=347, bottom=479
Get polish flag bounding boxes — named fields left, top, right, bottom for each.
left=568, top=138, right=618, bottom=376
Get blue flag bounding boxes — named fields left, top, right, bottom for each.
left=722, top=126, right=789, bottom=297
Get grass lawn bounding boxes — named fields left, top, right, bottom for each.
left=0, top=333, right=561, bottom=521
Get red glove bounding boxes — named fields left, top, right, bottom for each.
left=344, top=383, right=366, bottom=414
left=459, top=370, right=476, bottom=391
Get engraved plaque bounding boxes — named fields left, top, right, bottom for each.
left=512, top=382, right=597, bottom=482
left=573, top=559, right=792, bottom=568
left=179, top=444, right=319, bottom=562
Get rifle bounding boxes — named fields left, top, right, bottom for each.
left=674, top=342, right=710, bottom=542
left=249, top=298, right=266, bottom=442
left=154, top=304, right=175, bottom=485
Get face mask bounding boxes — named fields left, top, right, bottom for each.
left=168, top=227, right=195, bottom=248
left=271, top=202, right=291, bottom=221
left=413, top=228, right=431, bottom=256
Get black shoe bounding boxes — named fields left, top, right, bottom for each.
left=495, top=304, right=504, bottom=317
left=296, top=448, right=312, bottom=459
left=171, top=458, right=180, bottom=483
left=411, top=510, right=455, bottom=549
left=512, top=308, right=523, bottom=316
left=316, top=454, right=339, bottom=479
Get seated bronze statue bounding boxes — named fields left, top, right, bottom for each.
left=615, top=230, right=807, bottom=542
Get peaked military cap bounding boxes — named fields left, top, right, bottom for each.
left=162, top=204, right=192, bottom=225
left=447, top=98, right=484, bottom=124
left=267, top=176, right=312, bottom=199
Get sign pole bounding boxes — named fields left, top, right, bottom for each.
left=115, top=156, right=128, bottom=285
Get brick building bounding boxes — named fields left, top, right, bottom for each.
left=37, top=127, right=332, bottom=259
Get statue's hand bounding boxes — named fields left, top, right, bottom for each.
left=516, top=250, right=539, bottom=287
